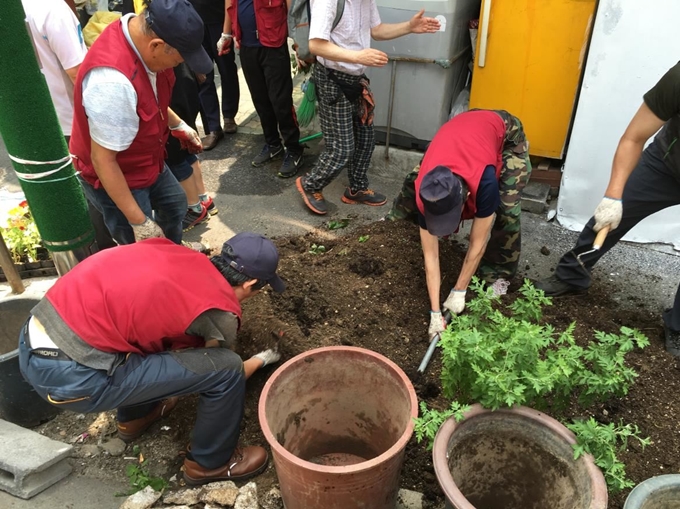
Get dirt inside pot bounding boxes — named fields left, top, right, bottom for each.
left=448, top=431, right=587, bottom=509
left=0, top=298, right=37, bottom=355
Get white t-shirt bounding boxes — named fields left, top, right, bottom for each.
left=81, top=14, right=159, bottom=152
left=22, top=0, right=87, bottom=136
left=309, top=0, right=381, bottom=76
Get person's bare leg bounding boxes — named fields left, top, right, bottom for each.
left=179, top=173, right=201, bottom=206
left=192, top=160, right=207, bottom=197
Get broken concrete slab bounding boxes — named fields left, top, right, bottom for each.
left=199, top=480, right=239, bottom=506
left=118, top=486, right=161, bottom=509
left=234, top=482, right=257, bottom=509
left=397, top=488, right=424, bottom=509
left=0, top=419, right=73, bottom=499
left=521, top=181, right=551, bottom=214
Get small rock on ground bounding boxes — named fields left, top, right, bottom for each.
left=79, top=444, right=101, bottom=457
left=200, top=480, right=239, bottom=506
left=234, top=482, right=257, bottom=509
left=163, top=487, right=201, bottom=506
left=261, top=487, right=283, bottom=509
left=102, top=438, right=127, bottom=456
left=397, top=488, right=423, bottom=509
left=119, top=486, right=161, bottom=509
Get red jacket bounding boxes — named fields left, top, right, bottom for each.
left=227, top=0, right=288, bottom=48
left=416, top=110, right=506, bottom=221
left=70, top=20, right=175, bottom=190
left=46, top=239, right=242, bottom=354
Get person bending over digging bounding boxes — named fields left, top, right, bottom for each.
left=535, top=61, right=680, bottom=359
left=386, top=109, right=531, bottom=340
left=18, top=233, right=284, bottom=485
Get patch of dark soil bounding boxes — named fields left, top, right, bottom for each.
left=36, top=220, right=680, bottom=508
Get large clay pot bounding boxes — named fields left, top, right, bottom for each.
left=258, top=346, right=418, bottom=509
left=433, top=404, right=608, bottom=509
left=0, top=298, right=59, bottom=427
left=624, top=474, right=680, bottom=509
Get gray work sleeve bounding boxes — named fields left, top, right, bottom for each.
left=185, top=309, right=239, bottom=349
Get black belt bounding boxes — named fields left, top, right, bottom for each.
left=24, top=321, right=72, bottom=361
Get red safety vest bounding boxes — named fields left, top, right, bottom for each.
left=70, top=19, right=175, bottom=190
left=46, top=239, right=242, bottom=354
left=227, top=0, right=288, bottom=48
left=415, top=110, right=506, bottom=221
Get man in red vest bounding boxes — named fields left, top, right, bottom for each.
left=19, top=233, right=285, bottom=484
left=388, top=110, right=531, bottom=339
left=221, top=0, right=304, bottom=177
left=70, top=0, right=211, bottom=246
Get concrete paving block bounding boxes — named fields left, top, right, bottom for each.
left=521, top=181, right=551, bottom=214
left=0, top=419, right=73, bottom=499
left=397, top=488, right=424, bottom=509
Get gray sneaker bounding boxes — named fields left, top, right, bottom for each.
left=252, top=144, right=283, bottom=167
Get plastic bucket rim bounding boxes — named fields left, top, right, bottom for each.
left=623, top=474, right=680, bottom=508
left=258, top=345, right=419, bottom=474
left=431, top=403, right=609, bottom=509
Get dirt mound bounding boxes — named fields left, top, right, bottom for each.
left=37, top=220, right=680, bottom=508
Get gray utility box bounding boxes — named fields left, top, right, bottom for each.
left=366, top=0, right=480, bottom=150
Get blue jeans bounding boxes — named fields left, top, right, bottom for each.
left=80, top=165, right=187, bottom=245
left=18, top=323, right=246, bottom=469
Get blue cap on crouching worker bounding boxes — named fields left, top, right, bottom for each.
left=420, top=165, right=464, bottom=237
left=145, top=0, right=212, bottom=74
left=221, top=233, right=286, bottom=293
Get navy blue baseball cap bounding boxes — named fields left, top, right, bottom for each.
left=146, top=0, right=213, bottom=74
left=419, top=166, right=464, bottom=237
left=221, top=233, right=286, bottom=293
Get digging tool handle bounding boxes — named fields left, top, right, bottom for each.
left=417, top=310, right=452, bottom=374
left=593, top=225, right=610, bottom=250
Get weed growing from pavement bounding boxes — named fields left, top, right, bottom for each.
left=327, top=218, right=350, bottom=230
left=116, top=445, right=168, bottom=496
left=414, top=277, right=650, bottom=493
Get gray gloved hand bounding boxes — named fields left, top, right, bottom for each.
left=443, top=289, right=467, bottom=315
left=130, top=216, right=164, bottom=242
left=593, top=196, right=622, bottom=232
left=428, top=311, right=446, bottom=340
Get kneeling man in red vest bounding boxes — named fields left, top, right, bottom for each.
left=18, top=233, right=285, bottom=484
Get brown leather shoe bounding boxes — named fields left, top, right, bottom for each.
left=117, top=397, right=178, bottom=443
left=201, top=129, right=224, bottom=151
left=223, top=118, right=237, bottom=134
left=183, top=446, right=268, bottom=485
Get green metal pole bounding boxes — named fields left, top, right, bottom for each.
left=0, top=0, right=94, bottom=275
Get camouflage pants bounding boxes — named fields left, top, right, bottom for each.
left=386, top=110, right=532, bottom=282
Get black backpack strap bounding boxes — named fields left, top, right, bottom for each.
left=332, top=0, right=345, bottom=30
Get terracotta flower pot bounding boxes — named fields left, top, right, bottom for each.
left=624, top=474, right=680, bottom=509
left=258, top=346, right=418, bottom=508
left=433, top=404, right=608, bottom=509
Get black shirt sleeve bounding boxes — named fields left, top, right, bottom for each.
left=643, top=61, right=680, bottom=121
left=474, top=166, right=500, bottom=218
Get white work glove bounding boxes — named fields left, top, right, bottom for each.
left=443, top=290, right=467, bottom=315
left=130, top=216, right=165, bottom=242
left=428, top=311, right=446, bottom=340
left=593, top=196, right=622, bottom=232
left=170, top=120, right=202, bottom=154
left=253, top=348, right=282, bottom=368
left=216, top=33, right=233, bottom=55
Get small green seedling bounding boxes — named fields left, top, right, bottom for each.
left=337, top=248, right=350, bottom=256
left=358, top=235, right=370, bottom=243
left=116, top=447, right=168, bottom=496
left=309, top=244, right=326, bottom=255
left=327, top=218, right=350, bottom=230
